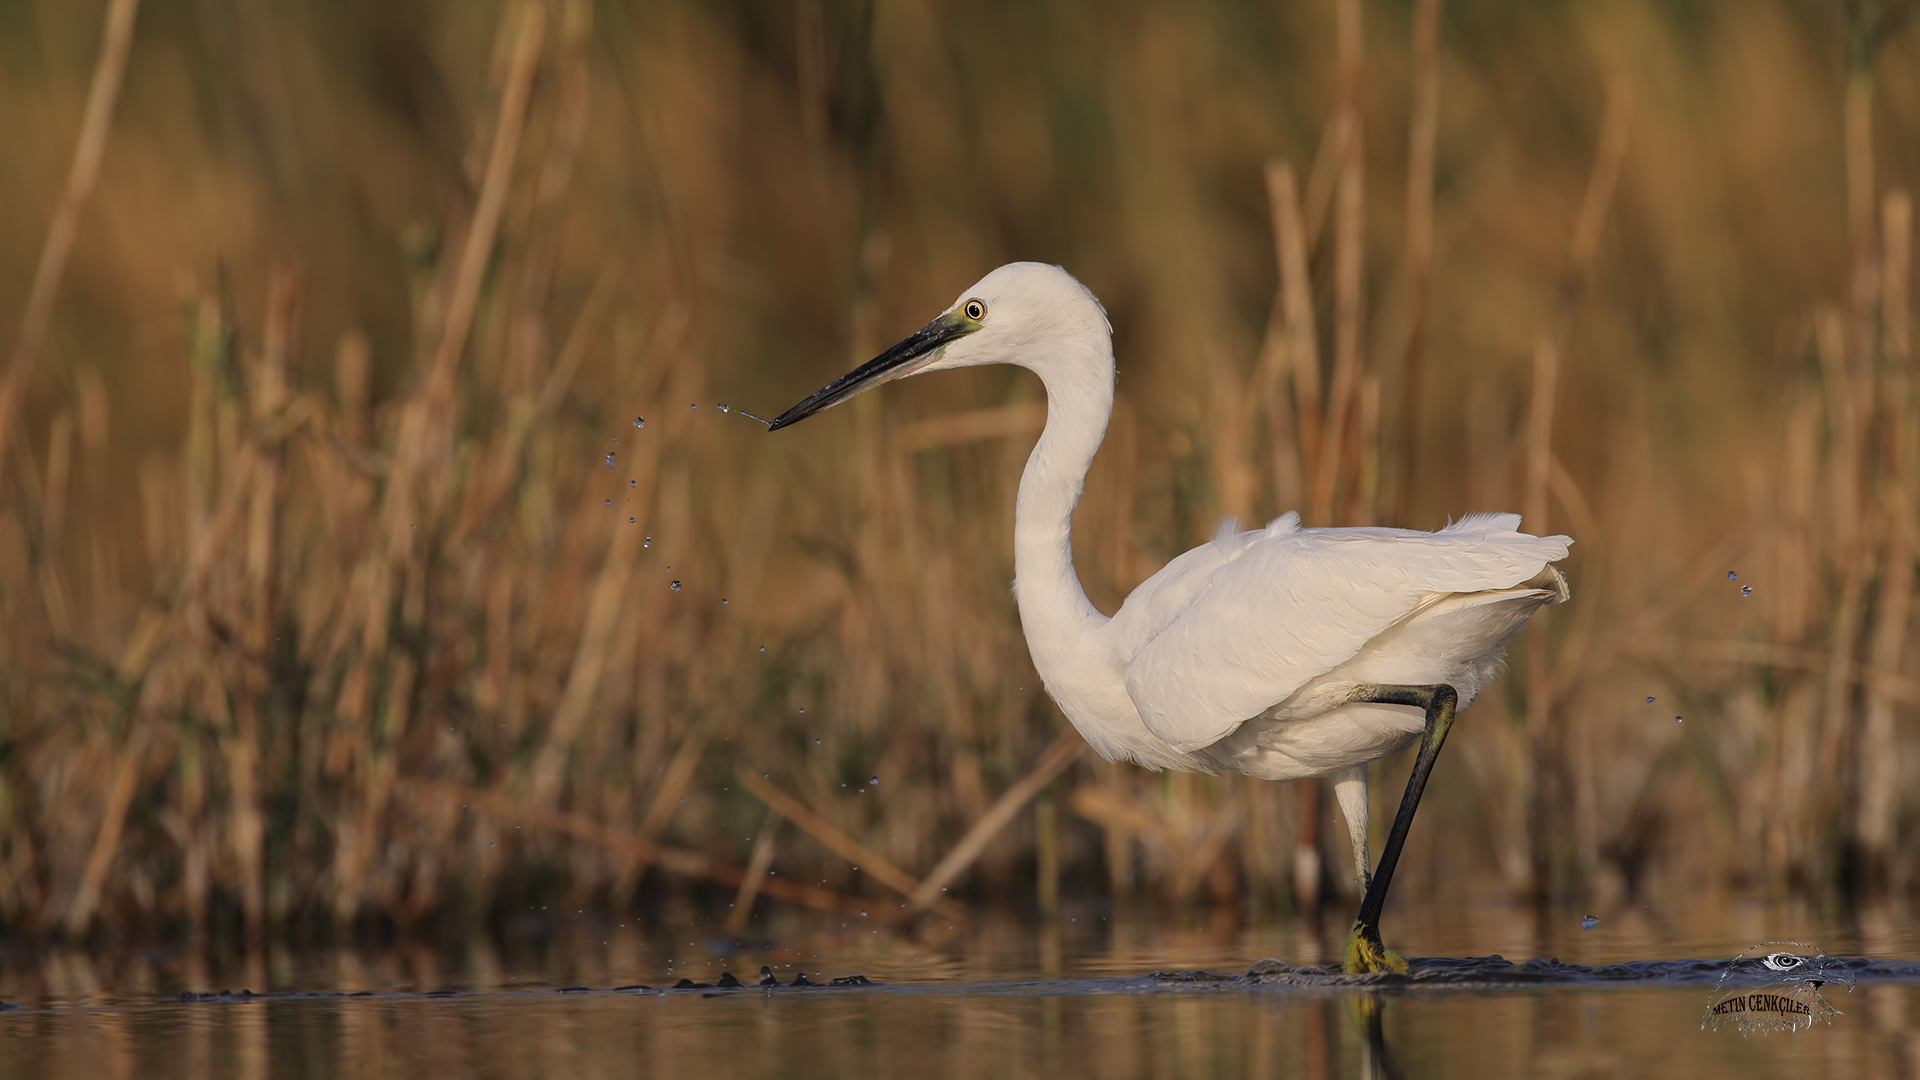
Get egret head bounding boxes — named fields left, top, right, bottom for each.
left=768, top=262, right=1109, bottom=431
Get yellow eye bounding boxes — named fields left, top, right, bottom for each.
left=963, top=299, right=986, bottom=321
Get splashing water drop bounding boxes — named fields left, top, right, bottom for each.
left=604, top=452, right=616, bottom=469
left=670, top=581, right=682, bottom=592
left=634, top=417, right=645, bottom=429
left=869, top=777, right=878, bottom=786
left=644, top=537, right=652, bottom=548
left=1646, top=696, right=1655, bottom=704
left=1727, top=570, right=1738, bottom=580
left=1741, top=585, right=1752, bottom=596
left=717, top=403, right=730, bottom=413
left=1581, top=915, right=1599, bottom=930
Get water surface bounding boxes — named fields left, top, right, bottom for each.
left=4, top=896, right=1917, bottom=1078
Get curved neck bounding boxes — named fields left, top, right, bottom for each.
left=1013, top=341, right=1114, bottom=656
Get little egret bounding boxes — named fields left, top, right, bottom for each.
left=770, top=263, right=1569, bottom=973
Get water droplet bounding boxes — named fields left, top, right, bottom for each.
left=644, top=537, right=652, bottom=548
left=868, top=777, right=878, bottom=786
left=605, top=499, right=611, bottom=505
left=1581, top=914, right=1599, bottom=930
left=629, top=479, right=637, bottom=488
left=690, top=403, right=697, bottom=410
left=1741, top=585, right=1752, bottom=597
left=634, top=417, right=646, bottom=428
left=717, top=403, right=730, bottom=413
left=629, top=517, right=636, bottom=523
left=815, top=738, right=821, bottom=744
left=860, top=910, right=867, bottom=918
left=604, top=452, right=616, bottom=468
left=759, top=646, right=765, bottom=653
left=1646, top=696, right=1655, bottom=704
left=1674, top=715, right=1683, bottom=723
left=763, top=773, right=770, bottom=780
left=798, top=708, right=805, bottom=715
left=721, top=598, right=729, bottom=605
left=670, top=581, right=682, bottom=592
left=1727, top=570, right=1737, bottom=580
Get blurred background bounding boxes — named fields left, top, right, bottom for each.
left=0, top=0, right=1916, bottom=950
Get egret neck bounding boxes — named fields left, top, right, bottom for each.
left=1012, top=330, right=1115, bottom=696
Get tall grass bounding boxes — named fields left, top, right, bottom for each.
left=0, top=0, right=1915, bottom=942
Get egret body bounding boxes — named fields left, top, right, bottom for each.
left=771, top=263, right=1569, bottom=973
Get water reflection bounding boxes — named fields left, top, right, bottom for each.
left=0, top=899, right=1915, bottom=1078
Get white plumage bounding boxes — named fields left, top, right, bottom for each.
left=772, top=261, right=1570, bottom=968
left=1111, top=511, right=1567, bottom=770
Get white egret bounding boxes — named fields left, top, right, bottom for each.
left=770, top=262, right=1569, bottom=973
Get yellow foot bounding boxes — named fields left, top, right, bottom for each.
left=1343, top=920, right=1410, bottom=974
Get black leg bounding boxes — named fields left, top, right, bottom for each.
left=1343, top=684, right=1459, bottom=974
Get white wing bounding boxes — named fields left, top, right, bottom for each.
left=1112, top=512, right=1570, bottom=753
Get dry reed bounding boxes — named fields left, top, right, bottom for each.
left=0, top=0, right=1914, bottom=943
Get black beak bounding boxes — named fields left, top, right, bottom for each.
left=768, top=311, right=974, bottom=431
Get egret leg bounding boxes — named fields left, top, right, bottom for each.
left=1342, top=684, right=1459, bottom=975
left=1331, top=765, right=1372, bottom=892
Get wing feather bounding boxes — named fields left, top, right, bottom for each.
left=1115, top=518, right=1569, bottom=753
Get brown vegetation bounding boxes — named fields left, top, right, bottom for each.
left=0, top=0, right=1916, bottom=942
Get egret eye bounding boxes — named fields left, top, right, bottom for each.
left=963, top=299, right=986, bottom=321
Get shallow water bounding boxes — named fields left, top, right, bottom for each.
left=4, top=897, right=1918, bottom=1078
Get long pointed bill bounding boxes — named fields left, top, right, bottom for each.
left=768, top=310, right=975, bottom=431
